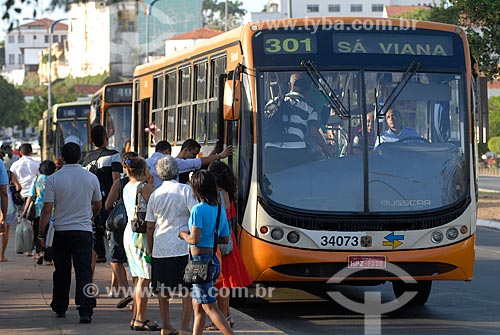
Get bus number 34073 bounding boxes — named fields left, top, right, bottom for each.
left=320, top=235, right=359, bottom=247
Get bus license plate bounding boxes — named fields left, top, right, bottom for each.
left=348, top=255, right=386, bottom=269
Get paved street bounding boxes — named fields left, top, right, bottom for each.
left=0, top=239, right=283, bottom=335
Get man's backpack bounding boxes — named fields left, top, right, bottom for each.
left=87, top=149, right=110, bottom=201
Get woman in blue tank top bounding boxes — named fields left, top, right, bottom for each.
left=179, top=170, right=233, bottom=335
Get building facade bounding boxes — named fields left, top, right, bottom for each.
left=4, top=18, right=68, bottom=72
left=248, top=0, right=435, bottom=21
left=67, top=0, right=203, bottom=79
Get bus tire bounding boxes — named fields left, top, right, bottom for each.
left=391, top=280, right=432, bottom=306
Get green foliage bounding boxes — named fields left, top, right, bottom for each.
left=392, top=1, right=500, bottom=79
left=488, top=96, right=500, bottom=138
left=487, top=136, right=500, bottom=154
left=23, top=95, right=48, bottom=127
left=203, top=0, right=246, bottom=30
left=0, top=76, right=26, bottom=128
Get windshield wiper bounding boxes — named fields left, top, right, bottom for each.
left=301, top=60, right=350, bottom=118
left=378, top=61, right=421, bottom=117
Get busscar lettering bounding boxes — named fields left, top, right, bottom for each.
left=336, top=40, right=448, bottom=56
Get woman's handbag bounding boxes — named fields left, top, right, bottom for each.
left=218, top=230, right=233, bottom=256
left=183, top=206, right=221, bottom=284
left=105, top=178, right=128, bottom=232
left=15, top=217, right=34, bottom=253
left=131, top=182, right=147, bottom=233
left=10, top=185, right=23, bottom=206
left=27, top=201, right=37, bottom=221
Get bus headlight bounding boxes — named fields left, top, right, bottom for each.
left=446, top=228, right=459, bottom=240
left=287, top=231, right=300, bottom=244
left=271, top=228, right=284, bottom=240
left=431, top=231, right=444, bottom=244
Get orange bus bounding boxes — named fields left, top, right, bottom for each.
left=90, top=81, right=133, bottom=152
left=132, top=17, right=486, bottom=305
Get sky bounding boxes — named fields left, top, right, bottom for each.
left=0, top=0, right=269, bottom=41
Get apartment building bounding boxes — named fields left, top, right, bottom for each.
left=66, top=0, right=202, bottom=79
left=249, top=0, right=435, bottom=21
left=4, top=18, right=68, bottom=72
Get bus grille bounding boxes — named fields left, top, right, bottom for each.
left=271, top=262, right=457, bottom=278
left=259, top=197, right=468, bottom=232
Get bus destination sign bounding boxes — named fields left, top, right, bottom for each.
left=264, top=34, right=317, bottom=55
left=105, top=85, right=133, bottom=103
left=332, top=33, right=454, bottom=56
left=57, top=106, right=90, bottom=119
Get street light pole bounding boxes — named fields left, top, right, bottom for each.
left=48, top=18, right=68, bottom=117
left=146, top=0, right=161, bottom=63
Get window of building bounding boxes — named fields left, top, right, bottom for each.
left=33, top=35, right=37, bottom=40
left=53, top=35, right=59, bottom=43
left=351, top=4, right=362, bottom=12
left=44, top=35, right=49, bottom=43
left=8, top=35, right=14, bottom=43
left=307, top=4, right=320, bottom=12
left=18, top=35, right=24, bottom=44
left=18, top=54, right=23, bottom=65
left=8, top=54, right=15, bottom=65
left=328, top=4, right=341, bottom=12
left=128, top=21, right=135, bottom=32
left=372, top=4, right=384, bottom=12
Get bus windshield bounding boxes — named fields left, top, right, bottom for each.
left=106, top=106, right=132, bottom=152
left=259, top=70, right=467, bottom=213
left=56, top=119, right=89, bottom=157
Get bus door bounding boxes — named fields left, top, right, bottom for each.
left=135, top=99, right=150, bottom=157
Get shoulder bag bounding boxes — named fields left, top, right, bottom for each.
left=183, top=205, right=221, bottom=284
left=105, top=178, right=128, bottom=232
left=131, top=182, right=147, bottom=233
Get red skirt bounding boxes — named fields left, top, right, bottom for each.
left=216, top=230, right=253, bottom=289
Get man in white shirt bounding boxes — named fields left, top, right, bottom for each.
left=38, top=142, right=102, bottom=323
left=10, top=143, right=39, bottom=199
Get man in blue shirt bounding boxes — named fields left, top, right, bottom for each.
left=375, top=109, right=420, bottom=146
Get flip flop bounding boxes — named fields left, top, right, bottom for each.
left=116, top=295, right=133, bottom=309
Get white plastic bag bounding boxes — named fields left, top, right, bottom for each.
left=15, top=218, right=34, bottom=253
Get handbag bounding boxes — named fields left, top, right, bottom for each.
left=219, top=229, right=233, bottom=256
left=15, top=217, right=34, bottom=253
left=27, top=201, right=37, bottom=221
left=10, top=185, right=23, bottom=206
left=8, top=172, right=23, bottom=206
left=131, top=182, right=147, bottom=233
left=105, top=178, right=128, bottom=232
left=183, top=206, right=221, bottom=284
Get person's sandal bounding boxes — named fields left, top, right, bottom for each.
left=204, top=323, right=218, bottom=331
left=116, top=295, right=133, bottom=309
left=133, top=320, right=161, bottom=331
left=130, top=319, right=135, bottom=330
left=227, top=315, right=235, bottom=328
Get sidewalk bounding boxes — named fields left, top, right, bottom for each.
left=0, top=238, right=283, bottom=335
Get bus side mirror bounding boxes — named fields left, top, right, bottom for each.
left=223, top=79, right=241, bottom=121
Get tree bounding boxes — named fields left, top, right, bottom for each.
left=452, top=0, right=500, bottom=80
left=23, top=95, right=48, bottom=127
left=202, top=0, right=246, bottom=31
left=0, top=76, right=26, bottom=127
left=488, top=136, right=500, bottom=154
left=394, top=1, right=500, bottom=79
left=488, top=96, right=500, bottom=138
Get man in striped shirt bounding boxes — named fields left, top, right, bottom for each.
left=264, top=73, right=335, bottom=172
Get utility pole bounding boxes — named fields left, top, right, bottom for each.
left=48, top=18, right=69, bottom=117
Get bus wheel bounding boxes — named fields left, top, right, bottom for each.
left=391, top=280, right=432, bottom=306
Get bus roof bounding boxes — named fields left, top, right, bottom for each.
left=133, top=17, right=465, bottom=78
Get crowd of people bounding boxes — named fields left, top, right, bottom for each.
left=0, top=126, right=252, bottom=335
